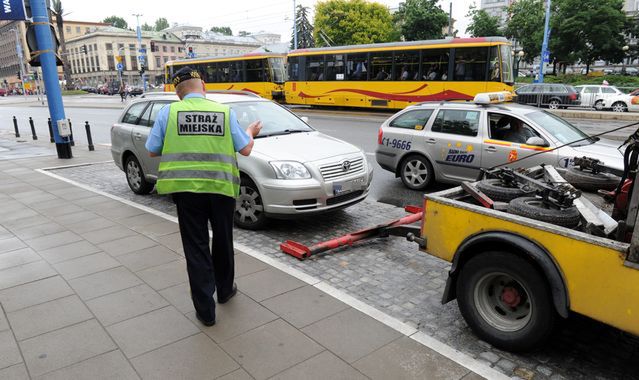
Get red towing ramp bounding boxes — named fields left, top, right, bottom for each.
left=280, top=206, right=423, bottom=260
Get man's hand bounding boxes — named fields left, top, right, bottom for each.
left=247, top=120, right=262, bottom=138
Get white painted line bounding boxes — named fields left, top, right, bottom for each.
left=37, top=164, right=507, bottom=379
left=39, top=160, right=114, bottom=171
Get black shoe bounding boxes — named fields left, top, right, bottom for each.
left=195, top=312, right=215, bottom=327
left=218, top=284, right=237, bottom=304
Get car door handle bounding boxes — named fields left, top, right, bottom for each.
left=485, top=146, right=497, bottom=152
left=133, top=132, right=143, bottom=140
left=426, top=138, right=436, bottom=144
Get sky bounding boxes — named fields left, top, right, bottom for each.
left=57, top=0, right=475, bottom=41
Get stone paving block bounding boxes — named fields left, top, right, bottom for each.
left=0, top=305, right=7, bottom=332
left=69, top=266, right=143, bottom=300
left=0, top=208, right=38, bottom=223
left=52, top=210, right=100, bottom=226
left=97, top=234, right=158, bottom=256
left=217, top=368, right=253, bottom=380
left=0, top=260, right=56, bottom=290
left=131, top=333, right=238, bottom=379
left=0, top=331, right=26, bottom=369
left=86, top=284, right=168, bottom=326
left=33, top=350, right=139, bottom=380
left=117, top=213, right=167, bottom=228
left=96, top=204, right=146, bottom=220
left=2, top=214, right=50, bottom=230
left=462, top=373, right=487, bottom=380
left=71, top=195, right=113, bottom=207
left=353, top=337, right=471, bottom=380
left=65, top=217, right=117, bottom=234
left=236, top=268, right=306, bottom=302
left=106, top=306, right=199, bottom=358
left=136, top=259, right=188, bottom=290
left=0, top=276, right=73, bottom=312
left=25, top=230, right=82, bottom=251
left=38, top=203, right=85, bottom=218
left=221, top=319, right=324, bottom=380
left=0, top=363, right=29, bottom=379
left=262, top=285, right=350, bottom=329
left=53, top=252, right=120, bottom=280
left=158, top=282, right=192, bottom=313
left=19, top=319, right=116, bottom=377
left=52, top=188, right=98, bottom=201
left=81, top=225, right=137, bottom=245
left=39, top=240, right=101, bottom=264
left=235, top=253, right=270, bottom=278
left=7, top=295, right=93, bottom=341
left=11, top=221, right=67, bottom=241
left=301, top=308, right=402, bottom=363
left=116, top=245, right=179, bottom=272
left=133, top=221, right=180, bottom=239
left=0, top=247, right=40, bottom=270
left=0, top=237, right=27, bottom=254
left=187, top=292, right=278, bottom=343
left=154, top=231, right=184, bottom=254
left=270, top=350, right=368, bottom=380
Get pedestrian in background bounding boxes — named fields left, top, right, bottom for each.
left=145, top=67, right=262, bottom=326
left=119, top=83, right=126, bottom=102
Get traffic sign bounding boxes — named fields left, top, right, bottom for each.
left=116, top=63, right=123, bottom=71
left=0, top=0, right=27, bottom=20
left=139, top=48, right=146, bottom=53
left=542, top=51, right=550, bottom=63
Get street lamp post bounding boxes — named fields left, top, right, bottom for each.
left=622, top=45, right=629, bottom=75
left=9, top=28, right=27, bottom=100
left=515, top=50, right=525, bottom=78
left=132, top=13, right=147, bottom=92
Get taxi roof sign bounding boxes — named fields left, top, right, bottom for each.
left=474, top=91, right=514, bottom=105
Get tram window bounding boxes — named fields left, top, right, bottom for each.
left=453, top=47, right=489, bottom=81
left=246, top=59, right=265, bottom=82
left=394, top=50, right=420, bottom=81
left=307, top=55, right=325, bottom=81
left=370, top=52, right=392, bottom=81
left=217, top=61, right=231, bottom=82
left=346, top=53, right=368, bottom=81
left=206, top=63, right=219, bottom=83
left=421, top=49, right=449, bottom=81
left=288, top=56, right=300, bottom=81
left=229, top=61, right=243, bottom=82
left=326, top=54, right=345, bottom=80
left=488, top=46, right=500, bottom=82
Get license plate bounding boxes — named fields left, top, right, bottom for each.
left=333, top=177, right=365, bottom=196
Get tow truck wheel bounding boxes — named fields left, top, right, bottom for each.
left=400, top=155, right=433, bottom=190
left=125, top=155, right=153, bottom=195
left=234, top=177, right=267, bottom=230
left=456, top=251, right=556, bottom=352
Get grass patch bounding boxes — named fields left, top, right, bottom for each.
left=61, top=90, right=88, bottom=96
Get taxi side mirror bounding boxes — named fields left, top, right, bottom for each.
left=526, top=137, right=549, bottom=147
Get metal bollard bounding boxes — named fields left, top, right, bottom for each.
left=12, top=116, right=20, bottom=138
left=28, top=117, right=37, bottom=140
left=47, top=118, right=54, bottom=143
left=68, top=119, right=75, bottom=146
left=84, top=121, right=94, bottom=151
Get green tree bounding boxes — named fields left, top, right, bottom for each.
left=466, top=6, right=503, bottom=37
left=51, top=0, right=73, bottom=90
left=210, top=26, right=233, bottom=35
left=141, top=22, right=153, bottom=31
left=102, top=15, right=128, bottom=29
left=154, top=17, right=169, bottom=31
left=291, top=4, right=314, bottom=49
left=504, top=0, right=544, bottom=64
left=394, top=0, right=449, bottom=41
left=314, top=0, right=395, bottom=47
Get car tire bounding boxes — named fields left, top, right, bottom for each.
left=234, top=176, right=268, bottom=230
left=507, top=196, right=580, bottom=228
left=125, top=155, right=154, bottom=195
left=548, top=99, right=560, bottom=109
left=612, top=101, right=628, bottom=112
left=563, top=167, right=619, bottom=192
left=456, top=251, right=556, bottom=352
left=593, top=100, right=604, bottom=111
left=476, top=179, right=535, bottom=202
left=400, top=155, right=433, bottom=190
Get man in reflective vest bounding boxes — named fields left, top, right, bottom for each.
left=145, top=67, right=262, bottom=326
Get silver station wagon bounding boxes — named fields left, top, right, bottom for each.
left=111, top=92, right=373, bottom=229
left=376, top=92, right=624, bottom=190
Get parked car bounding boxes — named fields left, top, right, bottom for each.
left=128, top=87, right=143, bottom=96
left=375, top=92, right=623, bottom=190
left=574, top=85, right=624, bottom=110
left=601, top=93, right=639, bottom=112
left=625, top=67, right=639, bottom=76
left=111, top=93, right=373, bottom=229
left=0, top=88, right=7, bottom=97
left=514, top=83, right=581, bottom=109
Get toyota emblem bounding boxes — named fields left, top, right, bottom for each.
left=342, top=160, right=351, bottom=171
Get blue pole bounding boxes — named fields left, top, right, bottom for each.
left=31, top=0, right=72, bottom=158
left=134, top=15, right=147, bottom=92
left=538, top=0, right=551, bottom=83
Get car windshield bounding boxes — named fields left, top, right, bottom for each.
left=525, top=110, right=593, bottom=145
left=229, top=101, right=314, bottom=137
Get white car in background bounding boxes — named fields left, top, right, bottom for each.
left=574, top=85, right=624, bottom=110
left=601, top=93, right=639, bottom=112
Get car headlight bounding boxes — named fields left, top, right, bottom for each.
left=270, top=161, right=311, bottom=179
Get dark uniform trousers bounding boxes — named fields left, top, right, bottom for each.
left=173, top=192, right=235, bottom=321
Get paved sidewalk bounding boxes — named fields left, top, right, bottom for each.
left=0, top=140, right=489, bottom=379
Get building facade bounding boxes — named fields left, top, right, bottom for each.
left=0, top=21, right=30, bottom=90
left=480, top=0, right=512, bottom=24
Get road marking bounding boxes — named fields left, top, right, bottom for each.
left=37, top=163, right=508, bottom=380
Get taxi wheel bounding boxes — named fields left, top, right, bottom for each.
left=612, top=102, right=628, bottom=112
left=400, top=155, right=433, bottom=190
left=457, top=251, right=556, bottom=352
left=234, top=177, right=267, bottom=230
left=125, top=155, right=153, bottom=195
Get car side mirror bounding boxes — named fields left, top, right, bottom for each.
left=300, top=116, right=309, bottom=124
left=526, top=137, right=549, bottom=147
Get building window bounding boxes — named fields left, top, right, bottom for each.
left=129, top=44, right=135, bottom=51
left=107, top=55, right=115, bottom=70
left=76, top=26, right=80, bottom=33
left=65, top=26, right=71, bottom=33
left=163, top=56, right=168, bottom=63
left=155, top=57, right=161, bottom=68
left=162, top=46, right=167, bottom=53
left=85, top=27, right=90, bottom=33
left=170, top=56, right=176, bottom=61
left=170, top=46, right=175, bottom=53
